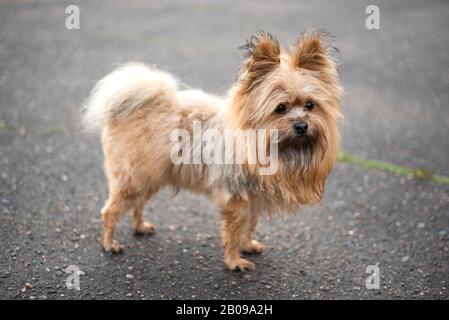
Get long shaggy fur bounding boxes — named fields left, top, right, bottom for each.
left=83, top=30, right=343, bottom=271
left=82, top=62, right=178, bottom=131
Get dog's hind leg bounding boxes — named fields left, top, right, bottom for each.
left=100, top=193, right=132, bottom=253
left=132, top=190, right=157, bottom=236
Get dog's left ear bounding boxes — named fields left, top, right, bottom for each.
left=238, top=31, right=281, bottom=89
left=292, top=30, right=337, bottom=73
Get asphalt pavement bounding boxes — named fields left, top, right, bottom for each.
left=0, top=0, right=448, bottom=299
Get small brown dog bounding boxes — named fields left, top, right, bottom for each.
left=83, top=31, right=342, bottom=271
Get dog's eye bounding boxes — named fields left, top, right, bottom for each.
left=305, top=100, right=315, bottom=110
left=275, top=104, right=287, bottom=114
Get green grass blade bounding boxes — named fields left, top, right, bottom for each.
left=338, top=151, right=449, bottom=185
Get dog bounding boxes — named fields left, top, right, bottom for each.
left=83, top=31, right=343, bottom=271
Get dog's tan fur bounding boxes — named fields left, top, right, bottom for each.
left=83, top=31, right=343, bottom=271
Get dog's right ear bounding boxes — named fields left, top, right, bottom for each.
left=238, top=31, right=281, bottom=90
left=292, top=30, right=337, bottom=73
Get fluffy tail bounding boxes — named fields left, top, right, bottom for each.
left=82, top=62, right=178, bottom=131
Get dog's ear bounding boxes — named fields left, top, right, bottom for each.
left=238, top=31, right=281, bottom=89
left=292, top=30, right=337, bottom=72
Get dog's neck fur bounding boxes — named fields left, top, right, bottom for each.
left=171, top=93, right=338, bottom=214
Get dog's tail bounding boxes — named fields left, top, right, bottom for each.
left=82, top=62, right=178, bottom=131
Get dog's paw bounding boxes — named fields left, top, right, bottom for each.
left=133, top=222, right=155, bottom=236
left=226, top=258, right=256, bottom=272
left=102, top=239, right=124, bottom=253
left=242, top=240, right=266, bottom=254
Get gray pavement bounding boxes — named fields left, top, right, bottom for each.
left=0, top=0, right=448, bottom=299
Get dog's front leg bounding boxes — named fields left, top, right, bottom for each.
left=240, top=204, right=266, bottom=254
left=220, top=208, right=255, bottom=271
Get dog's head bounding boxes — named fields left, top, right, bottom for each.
left=229, top=31, right=343, bottom=203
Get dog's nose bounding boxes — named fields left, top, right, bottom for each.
left=293, top=122, right=308, bottom=135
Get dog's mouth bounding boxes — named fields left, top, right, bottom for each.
left=278, top=131, right=318, bottom=150
left=276, top=130, right=327, bottom=167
